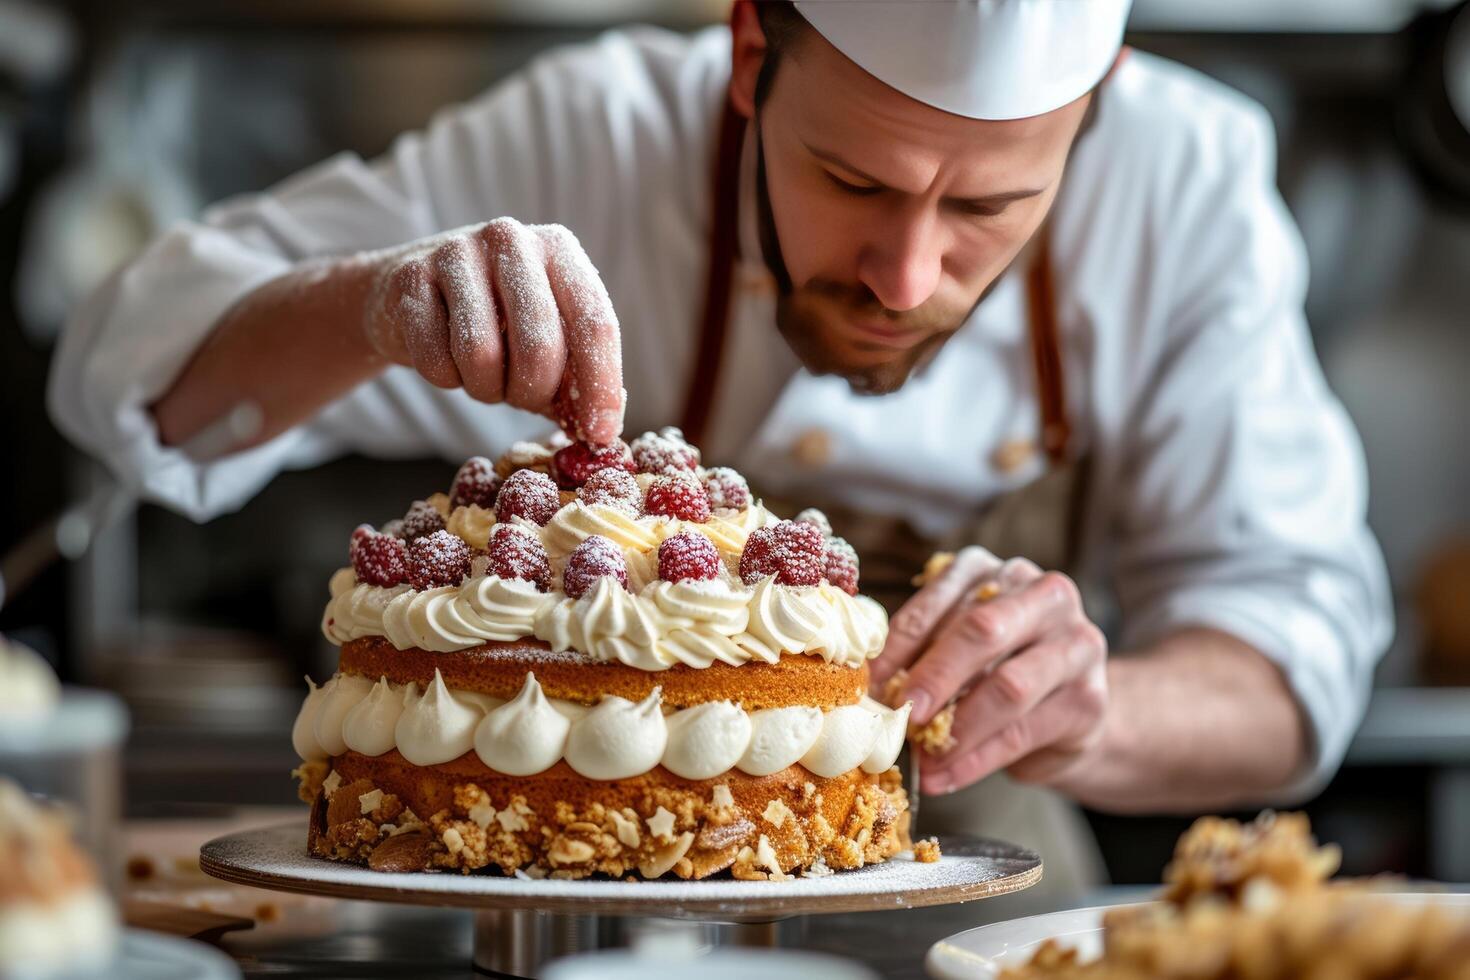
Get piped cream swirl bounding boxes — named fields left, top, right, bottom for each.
left=291, top=673, right=909, bottom=780
left=319, top=501, right=886, bottom=670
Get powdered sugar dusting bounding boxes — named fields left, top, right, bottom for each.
left=703, top=468, right=750, bottom=511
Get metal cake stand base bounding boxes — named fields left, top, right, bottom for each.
left=200, top=822, right=1041, bottom=979
left=472, top=910, right=789, bottom=976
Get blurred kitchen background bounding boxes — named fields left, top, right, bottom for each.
left=0, top=0, right=1467, bottom=887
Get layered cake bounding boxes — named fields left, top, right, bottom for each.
left=0, top=780, right=118, bottom=977
left=292, top=428, right=912, bottom=880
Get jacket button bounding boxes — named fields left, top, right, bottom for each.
left=991, top=438, right=1036, bottom=474
left=790, top=428, right=833, bottom=468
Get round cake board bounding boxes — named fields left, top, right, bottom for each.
left=201, top=821, right=1041, bottom=918
left=201, top=821, right=1041, bottom=976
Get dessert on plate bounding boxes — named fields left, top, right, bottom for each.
left=292, top=428, right=913, bottom=880
left=0, top=779, right=118, bottom=978
left=1003, top=811, right=1470, bottom=979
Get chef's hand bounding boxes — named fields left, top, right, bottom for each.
left=362, top=217, right=624, bottom=444
left=871, top=547, right=1108, bottom=795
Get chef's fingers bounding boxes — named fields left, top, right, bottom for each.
left=535, top=223, right=625, bottom=445
left=920, top=677, right=1105, bottom=795
left=901, top=571, right=1083, bottom=726
left=433, top=237, right=505, bottom=404
left=482, top=219, right=566, bottom=413
left=871, top=546, right=1004, bottom=691
left=928, top=621, right=1105, bottom=764
left=395, top=259, right=461, bottom=389
left=911, top=555, right=1047, bottom=668
left=995, top=556, right=1044, bottom=591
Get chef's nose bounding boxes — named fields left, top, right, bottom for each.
left=856, top=208, right=944, bottom=313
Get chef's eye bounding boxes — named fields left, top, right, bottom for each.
left=826, top=172, right=881, bottom=196
left=953, top=200, right=1009, bottom=219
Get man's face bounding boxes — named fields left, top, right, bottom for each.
left=738, top=21, right=1093, bottom=393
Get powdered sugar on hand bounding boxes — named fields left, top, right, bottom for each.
left=356, top=218, right=625, bottom=444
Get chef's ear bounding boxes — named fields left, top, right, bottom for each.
left=729, top=0, right=767, bottom=119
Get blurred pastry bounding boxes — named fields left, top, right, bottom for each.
left=0, top=779, right=117, bottom=978
left=1003, top=811, right=1470, bottom=979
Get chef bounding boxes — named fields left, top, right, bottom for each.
left=50, top=0, right=1390, bottom=896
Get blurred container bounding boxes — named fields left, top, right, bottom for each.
left=0, top=688, right=130, bottom=892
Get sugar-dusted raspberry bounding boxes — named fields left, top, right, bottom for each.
left=450, top=456, right=501, bottom=510
left=578, top=467, right=641, bottom=515
left=485, top=524, right=552, bottom=591
left=703, top=467, right=751, bottom=511
left=562, top=535, right=628, bottom=599
left=795, top=508, right=833, bottom=538
left=658, top=531, right=721, bottom=583
left=630, top=427, right=700, bottom=475
left=407, top=530, right=471, bottom=590
left=351, top=526, right=409, bottom=587
left=495, top=469, right=561, bottom=526
left=645, top=472, right=711, bottom=522
left=739, top=527, right=777, bottom=583
left=549, top=440, right=635, bottom=489
left=400, top=499, right=446, bottom=542
left=739, top=520, right=824, bottom=586
left=824, top=536, right=860, bottom=595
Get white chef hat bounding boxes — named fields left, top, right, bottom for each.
left=791, top=0, right=1132, bottom=121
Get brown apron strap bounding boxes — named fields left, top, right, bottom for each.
left=679, top=98, right=746, bottom=446
left=682, top=98, right=1070, bottom=465
left=1025, top=236, right=1071, bottom=464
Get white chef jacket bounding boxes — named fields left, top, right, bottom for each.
left=50, top=26, right=1392, bottom=798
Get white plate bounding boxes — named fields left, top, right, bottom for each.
left=17, top=929, right=240, bottom=980
left=925, top=893, right=1470, bottom=980
left=925, top=903, right=1128, bottom=980
left=113, top=930, right=242, bottom=980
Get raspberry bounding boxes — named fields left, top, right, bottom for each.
left=577, top=467, right=641, bottom=515
left=703, top=467, right=751, bottom=511
left=739, top=520, right=824, bottom=586
left=495, top=469, right=561, bottom=526
left=562, top=535, right=628, bottom=599
left=824, top=536, right=860, bottom=595
left=400, top=499, right=446, bottom=542
left=549, top=440, right=635, bottom=489
left=630, top=427, right=700, bottom=475
left=351, top=526, right=409, bottom=587
left=795, top=508, right=833, bottom=538
left=644, top=473, right=711, bottom=522
left=450, top=456, right=501, bottom=510
left=485, top=524, right=552, bottom=591
left=407, top=530, right=471, bottom=590
left=658, top=531, right=721, bottom=583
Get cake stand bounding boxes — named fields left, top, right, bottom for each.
left=201, top=822, right=1041, bottom=977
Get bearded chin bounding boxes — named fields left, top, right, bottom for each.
left=773, top=296, right=954, bottom=396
